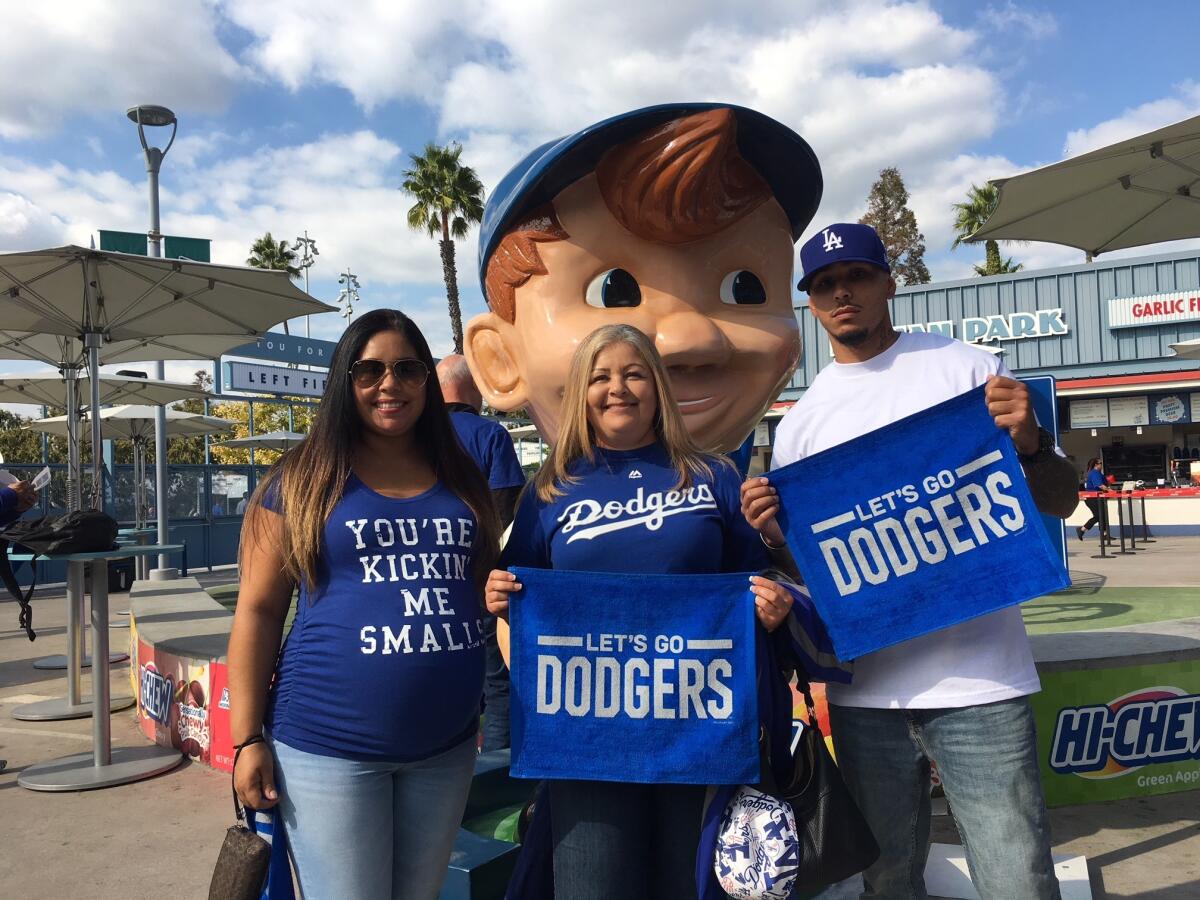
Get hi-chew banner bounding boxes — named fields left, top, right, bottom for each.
left=508, top=567, right=759, bottom=785
left=770, top=385, right=1069, bottom=661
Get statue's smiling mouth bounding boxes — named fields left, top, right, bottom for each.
left=675, top=395, right=719, bottom=414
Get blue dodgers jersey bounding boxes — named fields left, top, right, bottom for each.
left=266, top=475, right=485, bottom=761
left=502, top=442, right=768, bottom=575
left=450, top=410, right=526, bottom=490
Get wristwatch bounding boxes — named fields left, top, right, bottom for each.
left=1017, top=426, right=1055, bottom=463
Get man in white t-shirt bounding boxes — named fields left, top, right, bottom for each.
left=742, top=223, right=1077, bottom=900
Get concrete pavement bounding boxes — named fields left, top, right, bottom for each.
left=1, top=543, right=1198, bottom=899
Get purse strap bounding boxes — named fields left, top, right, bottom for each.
left=231, top=735, right=267, bottom=825
left=0, top=539, right=39, bottom=641
left=794, top=671, right=821, bottom=738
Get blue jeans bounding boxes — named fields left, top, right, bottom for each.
left=270, top=735, right=477, bottom=899
left=549, top=780, right=706, bottom=899
left=828, top=697, right=1060, bottom=900
left=481, top=610, right=511, bottom=752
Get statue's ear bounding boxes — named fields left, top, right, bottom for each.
left=465, top=312, right=527, bottom=412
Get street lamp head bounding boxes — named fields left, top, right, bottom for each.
left=126, top=105, right=176, bottom=127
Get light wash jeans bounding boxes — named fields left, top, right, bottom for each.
left=269, top=734, right=477, bottom=900
left=828, top=697, right=1060, bottom=900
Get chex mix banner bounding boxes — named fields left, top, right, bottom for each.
left=771, top=385, right=1069, bottom=660
left=508, top=567, right=759, bottom=785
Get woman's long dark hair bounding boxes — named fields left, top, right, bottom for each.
left=250, top=309, right=500, bottom=592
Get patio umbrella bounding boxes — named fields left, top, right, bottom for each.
left=0, top=329, right=251, bottom=368
left=213, top=430, right=307, bottom=452
left=26, top=405, right=234, bottom=527
left=969, top=114, right=1200, bottom=257
left=0, top=372, right=210, bottom=407
left=0, top=373, right=212, bottom=509
left=1169, top=338, right=1200, bottom=360
left=0, top=244, right=335, bottom=565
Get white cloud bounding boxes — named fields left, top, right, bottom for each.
left=218, top=0, right=479, bottom=110
left=1063, top=82, right=1200, bottom=157
left=0, top=0, right=247, bottom=139
left=0, top=129, right=463, bottom=289
left=980, top=3, right=1057, bottom=40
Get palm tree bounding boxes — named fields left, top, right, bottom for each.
left=247, top=233, right=301, bottom=334
left=951, top=183, right=1023, bottom=277
left=401, top=143, right=485, bottom=353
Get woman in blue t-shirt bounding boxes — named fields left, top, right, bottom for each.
left=485, top=324, right=794, bottom=899
left=229, top=309, right=500, bottom=899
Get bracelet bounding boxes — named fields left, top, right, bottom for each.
left=232, top=734, right=265, bottom=770
left=760, top=532, right=785, bottom=551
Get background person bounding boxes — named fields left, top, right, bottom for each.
left=742, top=223, right=1077, bottom=900
left=485, top=324, right=794, bottom=899
left=1077, top=457, right=1111, bottom=541
left=0, top=479, right=37, bottom=527
left=228, top=309, right=500, bottom=900
left=437, top=352, right=526, bottom=752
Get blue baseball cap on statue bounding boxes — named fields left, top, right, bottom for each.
left=476, top=102, right=823, bottom=286
left=796, top=222, right=890, bottom=291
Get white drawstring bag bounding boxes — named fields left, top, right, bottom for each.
left=714, top=784, right=800, bottom=900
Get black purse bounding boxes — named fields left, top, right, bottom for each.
left=0, top=510, right=118, bottom=640
left=208, top=745, right=271, bottom=900
left=761, top=680, right=880, bottom=895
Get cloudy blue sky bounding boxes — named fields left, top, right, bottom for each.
left=2, top=0, right=1198, bottom=379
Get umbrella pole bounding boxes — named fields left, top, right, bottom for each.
left=150, top=398, right=175, bottom=577
left=134, top=439, right=144, bottom=529
left=84, top=334, right=104, bottom=511
left=62, top=367, right=82, bottom=511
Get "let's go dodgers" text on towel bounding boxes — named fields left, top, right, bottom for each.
left=509, top=568, right=759, bottom=785
left=771, top=385, right=1068, bottom=661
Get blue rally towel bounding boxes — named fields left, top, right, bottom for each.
left=247, top=808, right=295, bottom=900
left=772, top=579, right=852, bottom=685
left=508, top=567, right=759, bottom=785
left=770, top=384, right=1069, bottom=661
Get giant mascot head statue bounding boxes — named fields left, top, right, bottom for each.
left=466, top=103, right=822, bottom=454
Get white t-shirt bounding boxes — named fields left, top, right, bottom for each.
left=772, top=331, right=1042, bottom=709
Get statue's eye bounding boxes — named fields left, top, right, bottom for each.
left=719, top=270, right=766, bottom=305
left=585, top=268, right=642, bottom=308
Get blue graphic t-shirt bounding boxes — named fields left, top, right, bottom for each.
left=265, top=475, right=485, bottom=761
left=502, top=442, right=767, bottom=575
left=450, top=410, right=526, bottom=490
left=1085, top=468, right=1106, bottom=491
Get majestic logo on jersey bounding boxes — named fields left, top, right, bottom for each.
left=557, top=485, right=717, bottom=543
left=1049, top=687, right=1200, bottom=778
left=628, top=470, right=642, bottom=479
left=821, top=228, right=843, bottom=252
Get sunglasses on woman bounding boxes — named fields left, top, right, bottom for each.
left=349, top=358, right=430, bottom=389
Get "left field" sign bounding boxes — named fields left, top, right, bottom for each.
left=223, top=361, right=328, bottom=397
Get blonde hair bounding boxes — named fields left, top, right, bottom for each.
left=534, top=324, right=721, bottom=502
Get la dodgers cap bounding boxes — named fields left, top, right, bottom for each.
left=796, top=222, right=890, bottom=291
left=477, top=102, right=823, bottom=286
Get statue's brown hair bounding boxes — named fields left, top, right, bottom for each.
left=484, top=108, right=770, bottom=322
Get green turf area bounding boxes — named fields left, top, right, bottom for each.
left=1022, top=586, right=1200, bottom=634
left=462, top=805, right=523, bottom=843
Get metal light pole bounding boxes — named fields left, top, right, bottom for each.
left=127, top=105, right=178, bottom=578
left=294, top=231, right=319, bottom=338
left=337, top=268, right=360, bottom=322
